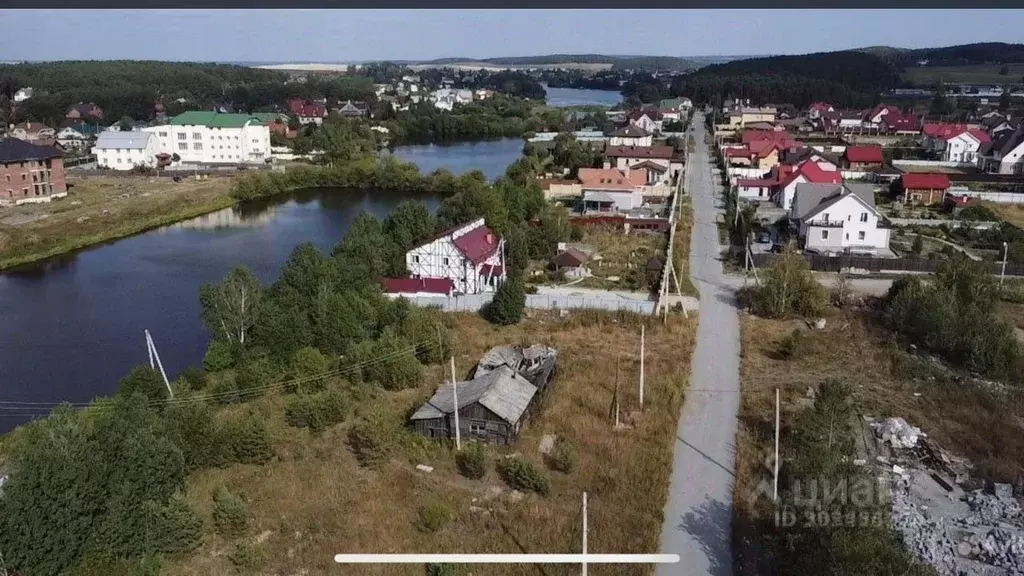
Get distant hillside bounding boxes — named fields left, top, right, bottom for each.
left=417, top=54, right=699, bottom=72
left=666, top=50, right=900, bottom=109
left=895, top=43, right=1024, bottom=67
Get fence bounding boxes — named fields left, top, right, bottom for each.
left=949, top=190, right=1024, bottom=204
left=893, top=159, right=974, bottom=169
left=396, top=292, right=656, bottom=314
left=888, top=218, right=999, bottom=229
left=749, top=252, right=1024, bottom=277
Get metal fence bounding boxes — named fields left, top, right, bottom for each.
left=397, top=293, right=656, bottom=314
left=750, top=252, right=1024, bottom=277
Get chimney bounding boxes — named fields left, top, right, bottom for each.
left=486, top=233, right=494, bottom=244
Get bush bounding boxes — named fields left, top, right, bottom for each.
left=284, top=389, right=346, bottom=432
left=117, top=365, right=168, bottom=402
left=292, top=347, right=331, bottom=392
left=348, top=329, right=422, bottom=391
left=427, top=563, right=456, bottom=576
left=228, top=541, right=266, bottom=569
left=143, top=495, right=203, bottom=556
left=178, top=366, right=207, bottom=391
left=455, top=444, right=488, bottom=479
left=226, top=414, right=275, bottom=465
left=234, top=357, right=273, bottom=399
left=203, top=340, right=235, bottom=372
left=487, top=275, right=526, bottom=325
left=549, top=438, right=575, bottom=474
left=347, top=410, right=404, bottom=468
left=775, top=329, right=806, bottom=360
left=212, top=486, right=248, bottom=537
left=496, top=458, right=550, bottom=495
left=417, top=500, right=454, bottom=533
left=745, top=251, right=827, bottom=318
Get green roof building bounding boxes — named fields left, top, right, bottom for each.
left=168, top=111, right=264, bottom=128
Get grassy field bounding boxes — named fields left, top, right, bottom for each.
left=164, top=312, right=696, bottom=576
left=551, top=226, right=666, bottom=291
left=733, top=309, right=1024, bottom=572
left=670, top=199, right=697, bottom=297
left=903, top=63, right=1024, bottom=85
left=0, top=174, right=236, bottom=270
left=989, top=202, right=1024, bottom=229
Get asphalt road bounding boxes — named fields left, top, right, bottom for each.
left=657, top=115, right=740, bottom=576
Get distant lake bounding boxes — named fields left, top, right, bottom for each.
left=543, top=85, right=622, bottom=108
left=388, top=138, right=524, bottom=181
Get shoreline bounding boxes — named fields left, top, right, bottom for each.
left=0, top=192, right=236, bottom=272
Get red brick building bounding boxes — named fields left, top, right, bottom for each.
left=842, top=145, right=885, bottom=170
left=900, top=172, right=951, bottom=205
left=0, top=138, right=68, bottom=206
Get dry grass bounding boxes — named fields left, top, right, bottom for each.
left=671, top=199, right=697, bottom=297
left=0, top=174, right=235, bottom=269
left=583, top=226, right=665, bottom=280
left=989, top=203, right=1024, bottom=230
left=734, top=310, right=1024, bottom=552
left=163, top=311, right=696, bottom=576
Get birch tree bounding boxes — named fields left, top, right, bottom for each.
left=200, top=266, right=264, bottom=346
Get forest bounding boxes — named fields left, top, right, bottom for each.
left=643, top=50, right=903, bottom=109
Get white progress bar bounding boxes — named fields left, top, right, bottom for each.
left=335, top=554, right=680, bottom=564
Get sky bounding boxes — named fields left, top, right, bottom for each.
left=1, top=9, right=1024, bottom=62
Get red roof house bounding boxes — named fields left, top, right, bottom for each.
left=288, top=98, right=328, bottom=124
left=881, top=114, right=922, bottom=135
left=775, top=160, right=843, bottom=210
left=842, top=145, right=885, bottom=169
left=900, top=172, right=951, bottom=205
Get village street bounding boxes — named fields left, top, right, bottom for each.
left=658, top=112, right=740, bottom=576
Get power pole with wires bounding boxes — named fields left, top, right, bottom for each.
left=145, top=329, right=173, bottom=398
left=639, top=325, right=646, bottom=410
left=450, top=356, right=461, bottom=451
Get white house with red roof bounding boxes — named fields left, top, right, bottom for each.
left=578, top=167, right=646, bottom=213
left=287, top=98, right=328, bottom=125
left=807, top=102, right=834, bottom=120
left=922, top=123, right=991, bottom=164
left=401, top=218, right=505, bottom=295
left=773, top=160, right=843, bottom=211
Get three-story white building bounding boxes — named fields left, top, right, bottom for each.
left=143, top=111, right=271, bottom=165
left=791, top=183, right=890, bottom=255
left=400, top=218, right=506, bottom=295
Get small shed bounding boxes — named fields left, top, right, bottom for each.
left=553, top=247, right=590, bottom=278
left=409, top=366, right=538, bottom=445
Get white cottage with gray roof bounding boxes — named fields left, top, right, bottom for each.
left=790, top=183, right=891, bottom=255
left=93, top=131, right=160, bottom=170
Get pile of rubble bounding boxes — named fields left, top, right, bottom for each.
left=866, top=416, right=1024, bottom=575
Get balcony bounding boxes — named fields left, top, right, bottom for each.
left=805, top=219, right=845, bottom=228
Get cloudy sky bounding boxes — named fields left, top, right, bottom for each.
left=1, top=10, right=1023, bottom=62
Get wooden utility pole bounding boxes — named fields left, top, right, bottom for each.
left=581, top=492, right=588, bottom=576
left=614, top=358, right=621, bottom=428
left=639, top=325, right=646, bottom=409
left=450, top=356, right=461, bottom=451
left=773, top=387, right=780, bottom=503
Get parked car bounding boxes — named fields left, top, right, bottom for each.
left=757, top=232, right=771, bottom=244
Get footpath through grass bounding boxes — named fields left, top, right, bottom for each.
left=0, top=175, right=236, bottom=270
left=164, top=312, right=696, bottom=576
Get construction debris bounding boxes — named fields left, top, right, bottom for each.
left=868, top=416, right=1024, bottom=576
left=415, top=464, right=434, bottom=473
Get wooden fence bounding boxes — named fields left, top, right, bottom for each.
left=750, top=252, right=1024, bottom=277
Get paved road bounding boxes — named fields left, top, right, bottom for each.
left=658, top=114, right=740, bottom=576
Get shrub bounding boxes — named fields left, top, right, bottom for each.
left=179, top=366, right=207, bottom=391
left=455, top=444, right=488, bottom=479
left=284, top=389, right=346, bottom=432
left=292, top=346, right=331, bottom=392
left=347, top=410, right=404, bottom=468
left=226, top=414, right=275, bottom=465
left=212, top=486, right=248, bottom=537
left=775, top=329, right=806, bottom=360
left=228, top=541, right=266, bottom=569
left=549, top=438, right=575, bottom=474
left=427, top=563, right=456, bottom=576
left=496, top=458, right=550, bottom=495
left=117, top=365, right=168, bottom=402
left=143, top=495, right=203, bottom=556
left=746, top=251, right=827, bottom=319
left=487, top=275, right=526, bottom=325
left=234, top=357, right=273, bottom=399
left=348, top=329, right=422, bottom=391
left=417, top=501, right=454, bottom=533
left=203, top=340, right=234, bottom=372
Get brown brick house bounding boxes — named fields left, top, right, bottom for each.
left=899, top=172, right=950, bottom=205
left=0, top=138, right=67, bottom=206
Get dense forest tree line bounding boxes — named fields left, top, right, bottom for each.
left=539, top=69, right=625, bottom=91
left=419, top=54, right=698, bottom=72
left=379, top=95, right=553, bottom=145
left=647, top=50, right=902, bottom=109
left=0, top=61, right=382, bottom=128
left=878, top=42, right=1024, bottom=68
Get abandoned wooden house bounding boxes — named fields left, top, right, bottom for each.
left=474, top=344, right=558, bottom=393
left=409, top=365, right=538, bottom=445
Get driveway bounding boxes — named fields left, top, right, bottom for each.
left=657, top=114, right=740, bottom=576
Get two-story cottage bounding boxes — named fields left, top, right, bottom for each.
left=624, top=110, right=663, bottom=134
left=0, top=138, right=67, bottom=206
left=608, top=124, right=652, bottom=147
left=9, top=122, right=56, bottom=147
left=399, top=218, right=505, bottom=295
left=791, top=183, right=889, bottom=255
left=288, top=98, right=328, bottom=125
left=603, top=145, right=682, bottom=182
left=66, top=102, right=105, bottom=121
left=578, top=167, right=646, bottom=213
left=773, top=160, right=843, bottom=211
left=977, top=127, right=1024, bottom=175
left=93, top=131, right=161, bottom=170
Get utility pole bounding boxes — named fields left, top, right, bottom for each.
left=773, top=387, right=780, bottom=503
left=145, top=330, right=173, bottom=398
left=614, top=358, right=621, bottom=428
left=450, top=356, right=461, bottom=451
left=639, top=325, right=645, bottom=409
left=1001, top=241, right=1009, bottom=287
left=581, top=492, right=588, bottom=576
